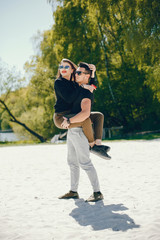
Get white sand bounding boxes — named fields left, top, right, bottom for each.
left=0, top=139, right=160, bottom=240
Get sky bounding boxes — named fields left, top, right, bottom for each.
left=0, top=0, right=54, bottom=76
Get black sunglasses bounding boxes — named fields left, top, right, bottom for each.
left=75, top=71, right=89, bottom=76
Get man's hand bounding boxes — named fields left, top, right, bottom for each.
left=61, top=117, right=70, bottom=129
left=89, top=64, right=96, bottom=72
left=89, top=64, right=96, bottom=78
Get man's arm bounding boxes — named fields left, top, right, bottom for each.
left=89, top=64, right=96, bottom=78
left=61, top=98, right=91, bottom=128
left=70, top=98, right=91, bottom=123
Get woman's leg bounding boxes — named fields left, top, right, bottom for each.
left=90, top=112, right=111, bottom=154
left=54, top=112, right=110, bottom=158
left=53, top=112, right=95, bottom=146
left=90, top=112, right=104, bottom=145
left=53, top=112, right=69, bottom=129
left=69, top=117, right=95, bottom=145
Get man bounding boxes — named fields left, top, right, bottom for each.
left=62, top=63, right=111, bottom=159
left=59, top=62, right=108, bottom=202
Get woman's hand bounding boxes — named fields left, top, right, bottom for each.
left=82, top=84, right=96, bottom=93
left=61, top=117, right=70, bottom=129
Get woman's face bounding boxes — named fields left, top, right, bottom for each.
left=59, top=61, right=73, bottom=79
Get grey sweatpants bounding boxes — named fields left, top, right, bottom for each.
left=67, top=128, right=100, bottom=192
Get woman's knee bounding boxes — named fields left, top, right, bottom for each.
left=91, top=112, right=104, bottom=122
left=53, top=113, right=64, bottom=129
left=97, top=112, right=104, bottom=120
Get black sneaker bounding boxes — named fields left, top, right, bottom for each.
left=90, top=145, right=111, bottom=160
left=86, top=191, right=104, bottom=202
left=58, top=191, right=79, bottom=199
left=97, top=145, right=111, bottom=153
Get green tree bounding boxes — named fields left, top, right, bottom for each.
left=45, top=0, right=160, bottom=132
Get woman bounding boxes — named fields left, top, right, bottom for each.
left=53, top=58, right=110, bottom=154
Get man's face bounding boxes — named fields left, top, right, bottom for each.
left=75, top=67, right=90, bottom=85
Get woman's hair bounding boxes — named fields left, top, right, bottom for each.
left=56, top=58, right=77, bottom=81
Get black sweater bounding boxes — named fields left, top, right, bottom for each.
left=54, top=77, right=97, bottom=113
left=54, top=77, right=80, bottom=112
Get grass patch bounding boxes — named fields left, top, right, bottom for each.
left=0, top=139, right=42, bottom=147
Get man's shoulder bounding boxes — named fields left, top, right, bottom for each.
left=80, top=87, right=93, bottom=98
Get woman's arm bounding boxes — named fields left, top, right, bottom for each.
left=54, top=80, right=80, bottom=104
left=82, top=84, right=96, bottom=92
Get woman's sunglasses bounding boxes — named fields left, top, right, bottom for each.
left=59, top=65, right=70, bottom=69
left=75, top=71, right=89, bottom=76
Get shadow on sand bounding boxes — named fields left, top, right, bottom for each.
left=69, top=199, right=140, bottom=231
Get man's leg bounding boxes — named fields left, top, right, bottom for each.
left=58, top=129, right=80, bottom=199
left=67, top=131, right=80, bottom=192
left=69, top=128, right=104, bottom=202
left=69, top=128, right=100, bottom=192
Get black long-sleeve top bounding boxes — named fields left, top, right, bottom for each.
left=54, top=76, right=97, bottom=113
left=54, top=77, right=80, bottom=112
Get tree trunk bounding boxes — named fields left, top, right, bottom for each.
left=97, top=20, right=128, bottom=126
left=0, top=99, right=46, bottom=142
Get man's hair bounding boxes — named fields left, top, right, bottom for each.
left=78, top=62, right=92, bottom=76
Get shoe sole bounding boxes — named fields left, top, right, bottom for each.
left=91, top=151, right=111, bottom=160
left=59, top=196, right=79, bottom=199
left=85, top=198, right=103, bottom=202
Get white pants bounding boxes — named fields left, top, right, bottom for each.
left=67, top=128, right=100, bottom=192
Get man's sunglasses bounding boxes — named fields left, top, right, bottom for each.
left=75, top=71, right=89, bottom=76
left=59, top=65, right=70, bottom=69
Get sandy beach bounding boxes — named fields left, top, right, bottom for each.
left=0, top=139, right=160, bottom=240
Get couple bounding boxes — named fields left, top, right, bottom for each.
left=53, top=58, right=111, bottom=202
